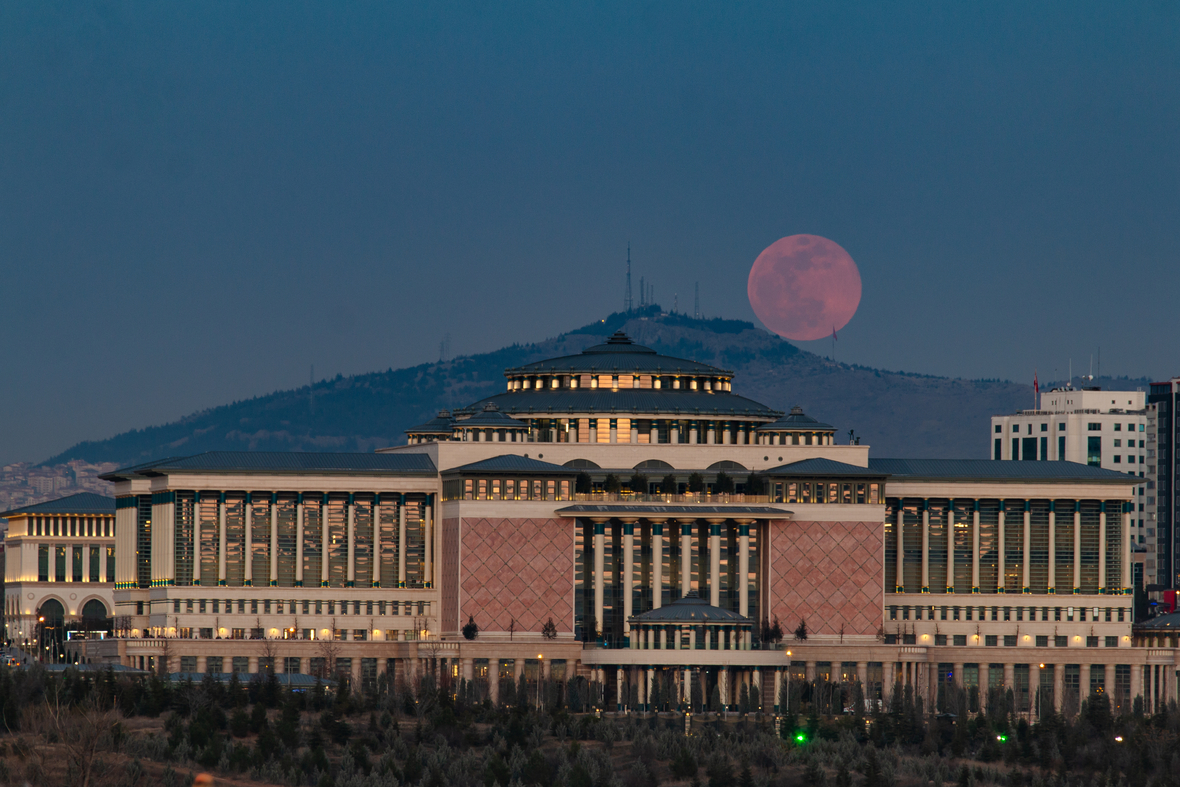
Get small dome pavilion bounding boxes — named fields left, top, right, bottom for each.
left=628, top=591, right=754, bottom=651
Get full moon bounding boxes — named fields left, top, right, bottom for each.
left=747, top=234, right=862, bottom=341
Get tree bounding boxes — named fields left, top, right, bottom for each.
left=627, top=472, right=648, bottom=494
left=745, top=473, right=765, bottom=495
left=541, top=618, right=557, bottom=639
left=715, top=471, right=734, bottom=494
left=37, top=695, right=118, bottom=787
left=604, top=473, right=622, bottom=493
left=688, top=472, right=705, bottom=493
left=575, top=471, right=592, bottom=493
left=794, top=618, right=809, bottom=642
left=508, top=618, right=516, bottom=641
left=462, top=615, right=479, bottom=640
left=770, top=617, right=784, bottom=644
left=660, top=474, right=678, bottom=494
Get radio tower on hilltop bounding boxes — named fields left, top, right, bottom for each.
left=624, top=244, right=633, bottom=312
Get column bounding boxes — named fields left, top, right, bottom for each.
left=1053, top=664, right=1064, bottom=713
left=593, top=519, right=607, bottom=642
left=857, top=662, right=869, bottom=712
left=218, top=493, right=227, bottom=585
left=372, top=494, right=381, bottom=587
left=489, top=662, right=500, bottom=706
left=398, top=499, right=407, bottom=588
left=720, top=668, right=729, bottom=709
left=1004, top=663, right=1015, bottom=695
left=683, top=667, right=691, bottom=706
left=1131, top=663, right=1142, bottom=710
left=1073, top=502, right=1082, bottom=594
left=1048, top=502, right=1056, bottom=593
left=972, top=502, right=981, bottom=593
left=652, top=521, right=664, bottom=609
left=947, top=504, right=956, bottom=593
left=1123, top=503, right=1133, bottom=592
left=997, top=502, right=1006, bottom=592
left=680, top=521, right=692, bottom=596
left=192, top=491, right=201, bottom=585
left=1080, top=664, right=1091, bottom=701
left=270, top=493, right=279, bottom=587
left=622, top=519, right=636, bottom=646
left=424, top=501, right=434, bottom=588
left=708, top=520, right=721, bottom=607
left=320, top=498, right=330, bottom=587
left=346, top=495, right=356, bottom=587
left=244, top=493, right=253, bottom=586
left=773, top=668, right=783, bottom=713
left=660, top=627, right=667, bottom=649
left=896, top=508, right=905, bottom=592
left=1099, top=505, right=1108, bottom=592
left=1023, top=502, right=1032, bottom=593
left=646, top=668, right=654, bottom=712
left=617, top=669, right=625, bottom=712
left=921, top=501, right=930, bottom=592
left=295, top=495, right=305, bottom=587
left=738, top=521, right=751, bottom=619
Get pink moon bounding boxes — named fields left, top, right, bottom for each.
left=747, top=235, right=862, bottom=341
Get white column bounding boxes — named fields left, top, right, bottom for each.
left=709, top=520, right=721, bottom=607
left=680, top=522, right=691, bottom=596
left=1048, top=505, right=1056, bottom=593
left=773, top=669, right=783, bottom=712
left=998, top=506, right=1006, bottom=592
left=1122, top=505, right=1132, bottom=592
left=295, top=498, right=305, bottom=586
left=191, top=494, right=201, bottom=585
left=738, top=521, right=751, bottom=618
left=971, top=505, right=980, bottom=592
left=646, top=669, right=654, bottom=711
left=921, top=503, right=930, bottom=592
left=617, top=669, right=625, bottom=711
left=424, top=503, right=434, bottom=588
left=269, top=494, right=279, bottom=587
left=218, top=496, right=227, bottom=584
left=896, top=508, right=905, bottom=591
left=1073, top=505, right=1082, bottom=593
left=346, top=496, right=356, bottom=586
left=593, top=519, right=606, bottom=641
left=1023, top=505, right=1031, bottom=592
left=720, top=668, right=729, bottom=708
left=244, top=494, right=253, bottom=586
left=652, top=521, right=664, bottom=609
left=398, top=501, right=407, bottom=588
left=373, top=495, right=381, bottom=587
left=623, top=520, right=635, bottom=645
left=947, top=506, right=955, bottom=593
left=320, top=499, right=330, bottom=587
left=1099, top=508, right=1108, bottom=591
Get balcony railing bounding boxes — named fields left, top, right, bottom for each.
left=568, top=492, right=772, bottom=505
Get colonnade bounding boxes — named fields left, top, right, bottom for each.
left=586, top=516, right=756, bottom=647
left=891, top=499, right=1132, bottom=595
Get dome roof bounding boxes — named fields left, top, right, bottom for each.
left=1136, top=611, right=1180, bottom=630
left=628, top=591, right=751, bottom=625
left=757, top=405, right=836, bottom=432
left=453, top=402, right=528, bottom=430
left=405, top=410, right=455, bottom=435
left=508, top=331, right=730, bottom=376
left=467, top=389, right=781, bottom=419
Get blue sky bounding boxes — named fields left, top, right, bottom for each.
left=2, top=2, right=1177, bottom=464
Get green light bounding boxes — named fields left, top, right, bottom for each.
left=996, top=735, right=1007, bottom=742
left=795, top=733, right=806, bottom=743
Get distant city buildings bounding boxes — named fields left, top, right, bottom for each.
left=0, top=460, right=119, bottom=512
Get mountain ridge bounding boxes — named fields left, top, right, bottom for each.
left=43, top=307, right=1149, bottom=467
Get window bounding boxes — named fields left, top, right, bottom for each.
left=1114, top=455, right=1121, bottom=463
left=1105, top=636, right=1118, bottom=648
left=1088, top=423, right=1101, bottom=431
left=206, top=656, right=224, bottom=674
left=353, top=629, right=368, bottom=641
left=231, top=628, right=245, bottom=640
left=1114, top=439, right=1122, bottom=447
left=935, top=634, right=947, bottom=646
left=985, top=635, right=998, bottom=646
left=232, top=656, right=249, bottom=674
left=1114, top=423, right=1122, bottom=432
left=199, top=628, right=213, bottom=639
left=1055, top=636, right=1068, bottom=647
left=174, top=600, right=181, bottom=613
left=1059, top=436, right=1066, bottom=460
left=995, top=424, right=1002, bottom=433
left=995, top=438, right=1002, bottom=460
left=180, top=656, right=197, bottom=672
left=1004, top=635, right=1017, bottom=647
left=1086, top=636, right=1099, bottom=648
left=1087, top=436, right=1102, bottom=466
left=1041, top=423, right=1048, bottom=432
left=1013, top=424, right=1020, bottom=433
left=953, top=635, right=967, bottom=646
left=1059, top=423, right=1065, bottom=431
left=1036, top=636, right=1049, bottom=647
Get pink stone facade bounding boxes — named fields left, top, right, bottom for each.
left=458, top=517, right=575, bottom=634
left=767, top=519, right=883, bottom=638
left=440, top=518, right=460, bottom=632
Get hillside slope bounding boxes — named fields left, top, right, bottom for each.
left=47, top=308, right=1048, bottom=466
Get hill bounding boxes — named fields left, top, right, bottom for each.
left=43, top=307, right=1146, bottom=467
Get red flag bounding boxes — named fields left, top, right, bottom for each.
left=1034, top=371, right=1039, bottom=396
left=831, top=325, right=837, bottom=343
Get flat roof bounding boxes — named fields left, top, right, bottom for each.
left=101, top=451, right=437, bottom=480
left=0, top=492, right=116, bottom=518
left=556, top=504, right=790, bottom=517
left=869, top=458, right=1142, bottom=484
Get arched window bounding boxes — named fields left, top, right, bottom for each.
left=38, top=598, right=65, bottom=624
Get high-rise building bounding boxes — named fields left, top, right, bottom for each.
left=1147, top=378, right=1180, bottom=588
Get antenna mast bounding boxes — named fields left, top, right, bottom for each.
left=624, top=244, right=633, bottom=312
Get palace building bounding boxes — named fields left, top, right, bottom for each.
left=83, top=332, right=1169, bottom=714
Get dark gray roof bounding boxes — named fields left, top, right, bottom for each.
left=444, top=454, right=578, bottom=475
left=0, top=492, right=116, bottom=518
left=869, top=458, right=1143, bottom=484
left=101, top=451, right=437, bottom=480
left=469, top=389, right=781, bottom=419
left=1135, top=612, right=1180, bottom=630
left=167, top=671, right=333, bottom=686
left=758, top=405, right=836, bottom=432
left=629, top=592, right=751, bottom=624
left=557, top=504, right=790, bottom=517
left=406, top=410, right=455, bottom=435
left=507, top=331, right=731, bottom=376
left=762, top=458, right=886, bottom=477
left=454, top=403, right=529, bottom=429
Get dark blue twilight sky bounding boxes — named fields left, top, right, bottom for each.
left=1, top=2, right=1178, bottom=464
